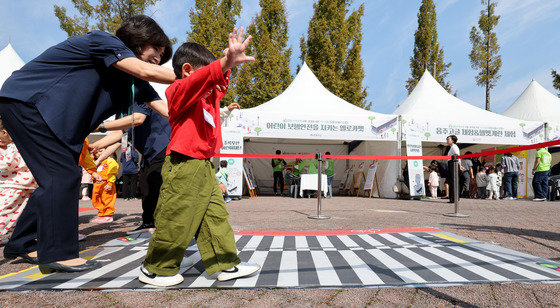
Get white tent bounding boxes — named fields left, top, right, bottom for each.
left=503, top=80, right=560, bottom=141
left=227, top=63, right=399, bottom=197
left=394, top=70, right=544, bottom=146
left=394, top=70, right=546, bottom=198
left=0, top=43, right=25, bottom=88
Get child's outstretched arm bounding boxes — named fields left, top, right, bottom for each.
left=220, top=27, right=255, bottom=74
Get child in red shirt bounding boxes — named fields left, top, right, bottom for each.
left=140, top=28, right=260, bottom=287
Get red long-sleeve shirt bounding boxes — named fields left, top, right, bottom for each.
left=165, top=60, right=229, bottom=159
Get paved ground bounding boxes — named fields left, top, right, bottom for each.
left=1, top=196, right=560, bottom=307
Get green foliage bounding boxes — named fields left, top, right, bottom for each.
left=406, top=0, right=452, bottom=94
left=187, top=0, right=242, bottom=106
left=235, top=0, right=293, bottom=108
left=552, top=70, right=560, bottom=96
left=300, top=0, right=368, bottom=108
left=469, top=0, right=501, bottom=110
left=54, top=0, right=160, bottom=36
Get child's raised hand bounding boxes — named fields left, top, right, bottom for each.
left=221, top=27, right=254, bottom=73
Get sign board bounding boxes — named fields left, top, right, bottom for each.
left=406, top=133, right=425, bottom=196
left=228, top=110, right=399, bottom=141
left=345, top=167, right=355, bottom=190
left=220, top=128, right=244, bottom=197
left=402, top=115, right=545, bottom=145
left=363, top=162, right=379, bottom=192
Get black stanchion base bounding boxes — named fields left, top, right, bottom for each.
left=443, top=213, right=470, bottom=218
left=308, top=215, right=331, bottom=220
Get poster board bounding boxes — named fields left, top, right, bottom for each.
left=340, top=168, right=350, bottom=190
left=363, top=162, right=379, bottom=198
left=345, top=166, right=355, bottom=190
left=219, top=128, right=244, bottom=197
left=353, top=162, right=366, bottom=190
left=406, top=133, right=426, bottom=197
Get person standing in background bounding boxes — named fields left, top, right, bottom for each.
left=271, top=150, right=286, bottom=196
left=532, top=147, right=552, bottom=201
left=428, top=165, right=439, bottom=199
left=445, top=135, right=462, bottom=203
left=501, top=153, right=520, bottom=200
left=461, top=152, right=474, bottom=198
left=120, top=147, right=140, bottom=200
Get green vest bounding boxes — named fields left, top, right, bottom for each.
left=272, top=159, right=284, bottom=172
left=535, top=148, right=552, bottom=172
left=325, top=159, right=334, bottom=175
left=293, top=163, right=301, bottom=176
left=307, top=159, right=318, bottom=174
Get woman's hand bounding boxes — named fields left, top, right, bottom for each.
left=92, top=172, right=103, bottom=183
left=104, top=184, right=113, bottom=192
left=227, top=103, right=241, bottom=111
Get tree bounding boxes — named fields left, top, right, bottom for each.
left=300, top=0, right=368, bottom=108
left=235, top=0, right=292, bottom=108
left=54, top=0, right=160, bottom=36
left=187, top=0, right=242, bottom=105
left=406, top=0, right=452, bottom=94
left=469, top=0, right=502, bottom=111
left=552, top=70, right=560, bottom=96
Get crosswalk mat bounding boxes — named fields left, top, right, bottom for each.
left=1, top=227, right=560, bottom=290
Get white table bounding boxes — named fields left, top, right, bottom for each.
left=300, top=174, right=328, bottom=197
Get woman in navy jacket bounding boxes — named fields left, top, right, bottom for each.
left=0, top=15, right=174, bottom=273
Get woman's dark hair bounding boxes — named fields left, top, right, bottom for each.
left=429, top=165, right=437, bottom=171
left=465, top=151, right=472, bottom=155
left=172, top=42, right=217, bottom=78
left=220, top=160, right=228, bottom=168
left=447, top=135, right=458, bottom=144
left=115, top=15, right=172, bottom=65
left=504, top=152, right=513, bottom=157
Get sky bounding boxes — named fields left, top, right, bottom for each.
left=1, top=0, right=559, bottom=114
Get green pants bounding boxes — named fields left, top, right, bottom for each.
left=143, top=154, right=241, bottom=276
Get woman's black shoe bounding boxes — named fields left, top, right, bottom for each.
left=39, top=260, right=102, bottom=274
left=4, top=253, right=39, bottom=264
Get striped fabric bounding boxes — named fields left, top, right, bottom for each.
left=1, top=231, right=560, bottom=290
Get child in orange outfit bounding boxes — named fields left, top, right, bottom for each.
left=91, top=150, right=119, bottom=223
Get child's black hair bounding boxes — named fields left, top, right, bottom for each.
left=220, top=160, right=228, bottom=168
left=429, top=165, right=437, bottom=171
left=172, top=42, right=217, bottom=79
left=478, top=166, right=485, bottom=172
left=275, top=150, right=281, bottom=155
left=115, top=15, right=172, bottom=65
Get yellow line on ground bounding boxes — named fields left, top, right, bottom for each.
left=434, top=233, right=467, bottom=243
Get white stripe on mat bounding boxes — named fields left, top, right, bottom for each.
left=448, top=246, right=551, bottom=281
left=277, top=250, right=298, bottom=287
left=232, top=251, right=269, bottom=287
left=295, top=236, right=308, bottom=250
left=394, top=248, right=469, bottom=282
left=366, top=249, right=426, bottom=283
left=54, top=250, right=146, bottom=289
left=310, top=250, right=342, bottom=286
left=400, top=233, right=435, bottom=245
left=378, top=233, right=409, bottom=246
left=269, top=236, right=285, bottom=250
left=338, top=250, right=384, bottom=285
left=316, top=236, right=335, bottom=250
left=421, top=246, right=508, bottom=281
left=357, top=234, right=384, bottom=247
left=338, top=235, right=360, bottom=249
left=243, top=235, right=264, bottom=250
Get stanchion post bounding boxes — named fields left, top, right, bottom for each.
left=444, top=154, right=469, bottom=218
left=308, top=153, right=330, bottom=220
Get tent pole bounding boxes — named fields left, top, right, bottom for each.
left=444, top=155, right=469, bottom=218
left=309, top=153, right=330, bottom=220
left=397, top=115, right=403, bottom=191
left=545, top=122, right=549, bottom=142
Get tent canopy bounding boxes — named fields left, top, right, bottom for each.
left=0, top=43, right=25, bottom=88
left=502, top=80, right=560, bottom=124
left=393, top=70, right=544, bottom=145
left=394, top=70, right=518, bottom=123
left=228, top=63, right=398, bottom=141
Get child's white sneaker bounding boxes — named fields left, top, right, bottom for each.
left=217, top=263, right=261, bottom=281
left=138, top=264, right=184, bottom=287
